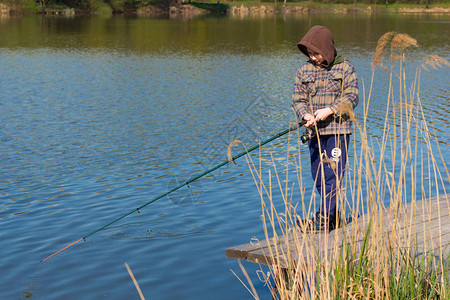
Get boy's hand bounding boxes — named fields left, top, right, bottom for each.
left=314, top=107, right=333, bottom=122
left=303, top=113, right=315, bottom=128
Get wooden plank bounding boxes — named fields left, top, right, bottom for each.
left=240, top=194, right=449, bottom=260
left=247, top=201, right=450, bottom=267
left=225, top=240, right=266, bottom=260
left=225, top=236, right=285, bottom=259
left=226, top=194, right=449, bottom=268
left=247, top=197, right=449, bottom=265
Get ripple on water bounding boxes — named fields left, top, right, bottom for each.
left=0, top=15, right=449, bottom=300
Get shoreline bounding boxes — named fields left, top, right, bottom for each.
left=1, top=1, right=449, bottom=16
left=225, top=4, right=450, bottom=16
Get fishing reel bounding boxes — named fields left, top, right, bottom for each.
left=300, top=127, right=316, bottom=144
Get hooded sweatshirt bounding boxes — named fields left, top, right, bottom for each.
left=292, top=26, right=359, bottom=135
left=297, top=26, right=337, bottom=68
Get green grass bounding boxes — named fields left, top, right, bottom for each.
left=2, top=0, right=448, bottom=14
left=191, top=0, right=449, bottom=13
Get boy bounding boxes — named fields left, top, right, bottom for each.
left=292, top=25, right=359, bottom=232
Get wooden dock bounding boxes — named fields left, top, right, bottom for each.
left=226, top=194, right=450, bottom=269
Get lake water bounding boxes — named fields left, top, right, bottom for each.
left=0, top=13, right=449, bottom=299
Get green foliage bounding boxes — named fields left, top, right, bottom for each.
left=21, top=0, right=41, bottom=12
left=47, top=0, right=139, bottom=12
left=3, top=0, right=448, bottom=13
left=90, top=0, right=112, bottom=12
left=190, top=1, right=228, bottom=12
left=57, top=0, right=91, bottom=9
left=7, top=0, right=41, bottom=13
left=103, top=0, right=141, bottom=12
left=124, top=0, right=143, bottom=11
left=107, top=0, right=126, bottom=11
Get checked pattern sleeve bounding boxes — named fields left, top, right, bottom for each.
left=292, top=60, right=359, bottom=135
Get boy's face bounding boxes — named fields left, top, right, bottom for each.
left=307, top=49, right=325, bottom=66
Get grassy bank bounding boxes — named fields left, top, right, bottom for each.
left=233, top=32, right=450, bottom=299
left=1, top=0, right=449, bottom=15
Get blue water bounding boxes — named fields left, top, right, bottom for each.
left=0, top=14, right=449, bottom=299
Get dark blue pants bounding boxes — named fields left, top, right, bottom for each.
left=308, top=134, right=350, bottom=217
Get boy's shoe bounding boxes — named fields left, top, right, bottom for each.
left=296, top=211, right=341, bottom=233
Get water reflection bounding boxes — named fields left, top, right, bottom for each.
left=1, top=14, right=449, bottom=54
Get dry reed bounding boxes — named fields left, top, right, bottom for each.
left=124, top=262, right=146, bottom=300
left=227, top=139, right=245, bottom=163
left=372, top=31, right=396, bottom=69
left=233, top=32, right=449, bottom=299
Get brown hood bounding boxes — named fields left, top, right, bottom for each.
left=297, top=25, right=337, bottom=68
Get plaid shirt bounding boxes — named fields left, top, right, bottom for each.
left=292, top=60, right=359, bottom=135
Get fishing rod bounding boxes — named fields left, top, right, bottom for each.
left=41, top=120, right=306, bottom=263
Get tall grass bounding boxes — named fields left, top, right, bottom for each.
left=235, top=32, right=449, bottom=299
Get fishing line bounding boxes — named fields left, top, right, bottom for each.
left=41, top=121, right=306, bottom=263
